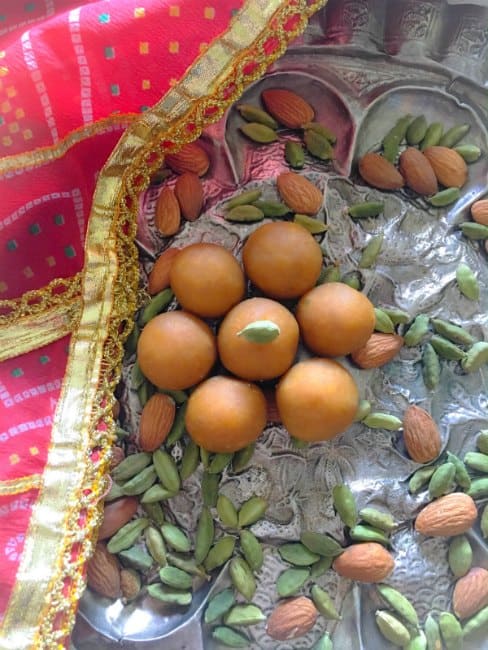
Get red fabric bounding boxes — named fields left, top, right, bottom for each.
left=0, top=0, right=244, bottom=623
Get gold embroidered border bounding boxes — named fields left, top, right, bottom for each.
left=0, top=475, right=42, bottom=497
left=0, top=1, right=327, bottom=647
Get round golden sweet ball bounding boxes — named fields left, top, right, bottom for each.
left=242, top=221, right=323, bottom=299
left=217, top=297, right=299, bottom=381
left=169, top=242, right=246, bottom=318
left=276, top=358, right=359, bottom=442
left=296, top=282, right=375, bottom=357
left=185, top=375, right=267, bottom=453
left=137, top=311, right=217, bottom=390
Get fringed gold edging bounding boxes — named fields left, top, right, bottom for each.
left=0, top=475, right=42, bottom=497
left=0, top=1, right=327, bottom=647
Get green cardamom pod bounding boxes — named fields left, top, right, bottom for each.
left=404, top=314, right=430, bottom=347
left=428, top=186, right=460, bottom=207
left=377, top=583, right=419, bottom=626
left=278, top=543, right=320, bottom=566
left=122, top=465, right=158, bottom=495
left=137, top=380, right=154, bottom=407
left=467, top=477, right=488, bottom=499
left=239, top=529, right=264, bottom=572
left=153, top=449, right=181, bottom=493
left=285, top=141, right=305, bottom=169
left=405, top=632, right=427, bottom=650
left=382, top=307, right=410, bottom=325
left=211, top=625, right=250, bottom=648
left=422, top=343, right=441, bottom=390
left=165, top=402, right=188, bottom=446
left=237, top=104, right=278, bottom=129
left=348, top=201, right=384, bottom=219
left=431, top=318, right=475, bottom=346
left=358, top=234, right=383, bottom=269
left=145, top=525, right=167, bottom=565
left=225, top=204, right=264, bottom=223
left=158, top=388, right=188, bottom=404
left=159, top=565, right=193, bottom=590
left=112, top=452, right=152, bottom=483
left=359, top=507, right=395, bottom=532
left=362, top=412, right=403, bottom=431
left=160, top=522, right=191, bottom=553
left=107, top=518, right=149, bottom=554
left=167, top=552, right=207, bottom=577
left=276, top=567, right=310, bottom=597
left=428, top=462, right=456, bottom=498
left=208, top=452, right=234, bottom=474
left=202, top=471, right=220, bottom=507
left=376, top=610, right=412, bottom=646
left=462, top=341, right=488, bottom=373
left=460, top=221, right=488, bottom=240
left=448, top=535, right=472, bottom=578
left=204, top=588, right=236, bottom=624
left=406, top=115, right=428, bottom=145
left=229, top=557, right=256, bottom=600
left=408, top=466, right=436, bottom=494
left=125, top=322, right=140, bottom=358
left=446, top=452, right=471, bottom=490
left=420, top=122, right=444, bottom=150
left=300, top=531, right=343, bottom=557
left=237, top=320, right=281, bottom=343
left=439, top=611, right=463, bottom=649
left=332, top=484, right=358, bottom=528
left=439, top=123, right=470, bottom=148
left=204, top=536, right=236, bottom=572
left=453, top=144, right=481, bottom=163
left=464, top=451, right=488, bottom=473
left=240, top=122, right=278, bottom=143
left=117, top=545, right=153, bottom=572
left=304, top=129, right=334, bottom=160
left=147, top=583, right=192, bottom=606
left=320, top=265, right=341, bottom=283
left=225, top=604, right=266, bottom=626
left=141, top=501, right=165, bottom=526
left=424, top=613, right=442, bottom=650
left=294, top=213, right=327, bottom=234
left=350, top=524, right=390, bottom=545
left=225, top=189, right=263, bottom=210
left=312, top=632, right=334, bottom=650
left=131, top=360, right=145, bottom=390
left=477, top=430, right=488, bottom=454
left=105, top=482, right=126, bottom=502
left=194, top=506, right=214, bottom=564
left=382, top=116, right=412, bottom=162
left=374, top=308, right=395, bottom=334
left=311, top=584, right=341, bottom=620
left=310, top=555, right=333, bottom=578
left=252, top=199, right=289, bottom=217
left=140, top=289, right=174, bottom=326
left=238, top=496, right=267, bottom=527
left=232, top=443, right=255, bottom=473
left=354, top=399, right=371, bottom=422
left=217, top=495, right=238, bottom=529
left=341, top=270, right=362, bottom=290
left=462, top=605, right=488, bottom=638
left=430, top=335, right=467, bottom=361
left=303, top=122, right=337, bottom=143
left=180, top=440, right=200, bottom=480
left=481, top=504, right=488, bottom=539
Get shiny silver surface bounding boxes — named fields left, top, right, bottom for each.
left=74, top=1, right=488, bottom=648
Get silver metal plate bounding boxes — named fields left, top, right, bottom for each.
left=73, top=1, right=488, bottom=648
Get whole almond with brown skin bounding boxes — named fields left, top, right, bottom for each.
left=87, top=542, right=121, bottom=599
left=261, top=88, right=314, bottom=128
left=174, top=172, right=204, bottom=221
left=98, top=497, right=139, bottom=540
left=403, top=404, right=441, bottom=463
left=415, top=492, right=477, bottom=537
left=155, top=186, right=181, bottom=236
left=109, top=445, right=125, bottom=470
left=333, top=543, right=394, bottom=583
left=147, top=248, right=180, bottom=295
left=266, top=596, right=318, bottom=641
left=350, top=333, right=404, bottom=369
left=358, top=152, right=405, bottom=190
left=471, top=199, right=488, bottom=226
left=139, top=393, right=175, bottom=451
left=120, top=568, right=141, bottom=602
left=453, top=567, right=488, bottom=620
left=165, top=142, right=210, bottom=176
left=277, top=172, right=323, bottom=215
left=399, top=147, right=438, bottom=195
left=423, top=146, right=468, bottom=188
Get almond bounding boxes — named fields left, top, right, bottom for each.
left=261, top=88, right=314, bottom=129
left=333, top=543, right=395, bottom=583
left=402, top=404, right=441, bottom=463
left=415, top=492, right=477, bottom=537
left=350, top=333, right=404, bottom=369
left=165, top=142, right=210, bottom=177
left=87, top=542, right=121, bottom=599
left=399, top=147, right=438, bottom=195
left=155, top=186, right=181, bottom=236
left=276, top=172, right=323, bottom=215
left=174, top=172, right=204, bottom=221
left=120, top=568, right=141, bottom=602
left=266, top=596, right=318, bottom=640
left=109, top=445, right=125, bottom=470
left=98, top=497, right=139, bottom=540
left=147, top=247, right=180, bottom=295
left=453, top=567, right=488, bottom=620
left=139, top=393, right=175, bottom=451
left=471, top=199, right=488, bottom=226
left=358, top=152, right=405, bottom=190
left=423, top=146, right=468, bottom=188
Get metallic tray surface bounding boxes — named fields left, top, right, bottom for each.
left=73, top=1, right=488, bottom=648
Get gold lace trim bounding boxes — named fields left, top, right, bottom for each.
left=0, top=475, right=42, bottom=497
left=0, top=1, right=327, bottom=647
